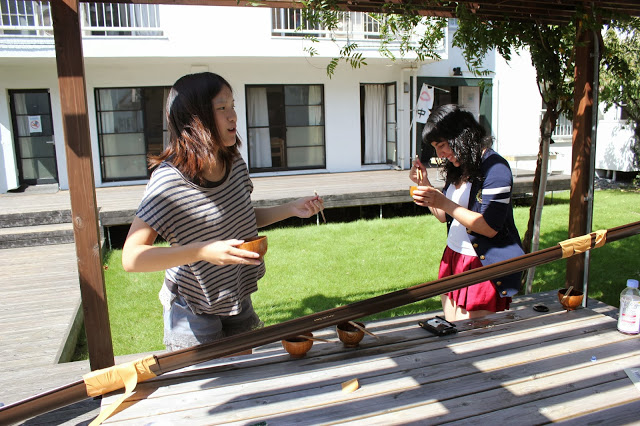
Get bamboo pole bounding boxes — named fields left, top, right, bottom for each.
left=1, top=221, right=639, bottom=425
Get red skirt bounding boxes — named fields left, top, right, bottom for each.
left=438, top=246, right=510, bottom=312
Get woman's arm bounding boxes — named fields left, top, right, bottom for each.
left=122, top=217, right=261, bottom=272
left=419, top=187, right=498, bottom=237
left=254, top=196, right=324, bottom=228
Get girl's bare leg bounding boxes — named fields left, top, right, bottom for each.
left=441, top=294, right=494, bottom=322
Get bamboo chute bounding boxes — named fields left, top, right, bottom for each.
left=1, top=221, right=639, bottom=425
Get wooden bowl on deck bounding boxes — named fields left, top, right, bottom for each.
left=238, top=235, right=268, bottom=258
left=557, top=288, right=584, bottom=310
left=282, top=333, right=313, bottom=358
left=336, top=321, right=365, bottom=348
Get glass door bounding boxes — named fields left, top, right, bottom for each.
left=9, top=90, right=58, bottom=185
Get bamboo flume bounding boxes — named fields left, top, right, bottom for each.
left=1, top=221, right=639, bottom=425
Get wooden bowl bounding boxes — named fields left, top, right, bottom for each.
left=336, top=322, right=365, bottom=348
left=557, top=288, right=584, bottom=310
left=238, top=235, right=268, bottom=258
left=281, top=333, right=313, bottom=358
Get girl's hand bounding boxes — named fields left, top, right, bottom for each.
left=290, top=195, right=325, bottom=219
left=410, top=157, right=430, bottom=186
left=412, top=186, right=446, bottom=209
left=199, top=239, right=262, bottom=266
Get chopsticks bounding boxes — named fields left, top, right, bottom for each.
left=314, top=190, right=327, bottom=223
left=296, top=335, right=329, bottom=343
left=348, top=321, right=379, bottom=339
left=561, top=286, right=573, bottom=304
left=415, top=155, right=424, bottom=185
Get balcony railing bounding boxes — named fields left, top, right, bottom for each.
left=540, top=109, right=573, bottom=140
left=0, top=1, right=162, bottom=37
left=272, top=9, right=381, bottom=40
left=271, top=8, right=446, bottom=52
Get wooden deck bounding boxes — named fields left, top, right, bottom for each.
left=80, top=291, right=637, bottom=425
left=0, top=168, right=570, bottom=225
left=0, top=168, right=572, bottom=424
left=6, top=292, right=638, bottom=425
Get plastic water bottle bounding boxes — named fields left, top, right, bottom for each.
left=617, top=279, right=640, bottom=335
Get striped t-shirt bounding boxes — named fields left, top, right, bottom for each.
left=136, top=156, right=265, bottom=315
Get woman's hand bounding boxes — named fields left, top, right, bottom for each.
left=410, top=157, right=431, bottom=186
left=411, top=186, right=447, bottom=223
left=290, top=195, right=325, bottom=219
left=255, top=195, right=325, bottom=228
left=412, top=186, right=446, bottom=209
left=198, top=239, right=262, bottom=266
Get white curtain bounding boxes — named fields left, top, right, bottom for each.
left=308, top=85, right=322, bottom=125
left=98, top=90, right=115, bottom=134
left=364, top=84, right=386, bottom=164
left=247, top=88, right=272, bottom=168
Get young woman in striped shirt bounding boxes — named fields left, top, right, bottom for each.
left=123, top=72, right=324, bottom=352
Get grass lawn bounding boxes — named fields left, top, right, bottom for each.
left=75, top=188, right=640, bottom=359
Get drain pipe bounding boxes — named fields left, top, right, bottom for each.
left=582, top=27, right=600, bottom=307
left=400, top=66, right=417, bottom=170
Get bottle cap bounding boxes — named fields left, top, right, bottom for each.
left=627, top=279, right=639, bottom=289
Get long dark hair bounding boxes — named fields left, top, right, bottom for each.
left=149, top=72, right=240, bottom=185
left=422, top=104, right=493, bottom=185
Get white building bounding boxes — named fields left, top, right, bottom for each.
left=0, top=2, right=633, bottom=194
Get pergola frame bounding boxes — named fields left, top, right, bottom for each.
left=50, top=0, right=639, bottom=370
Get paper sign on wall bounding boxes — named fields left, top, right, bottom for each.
left=28, top=115, right=42, bottom=134
left=415, top=84, right=434, bottom=124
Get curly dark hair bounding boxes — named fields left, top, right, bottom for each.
left=422, top=104, right=493, bottom=185
left=149, top=72, right=241, bottom=186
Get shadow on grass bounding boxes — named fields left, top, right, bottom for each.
left=257, top=289, right=444, bottom=328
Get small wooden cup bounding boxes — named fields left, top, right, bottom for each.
left=557, top=288, right=584, bottom=310
left=336, top=322, right=365, bottom=348
left=282, top=333, right=313, bottom=358
left=410, top=186, right=418, bottom=198
left=238, top=235, right=268, bottom=258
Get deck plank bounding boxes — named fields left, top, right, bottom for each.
left=0, top=170, right=572, bottom=424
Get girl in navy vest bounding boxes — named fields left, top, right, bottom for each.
left=410, top=104, right=524, bottom=322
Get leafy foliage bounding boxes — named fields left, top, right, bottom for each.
left=600, top=17, right=640, bottom=169
left=299, top=0, right=447, bottom=77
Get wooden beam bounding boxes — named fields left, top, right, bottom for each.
left=566, top=24, right=596, bottom=289
left=51, top=0, right=114, bottom=371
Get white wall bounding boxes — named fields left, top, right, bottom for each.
left=0, top=61, right=68, bottom=192
left=596, top=106, right=637, bottom=172
left=0, top=87, right=19, bottom=193
left=493, top=48, right=541, bottom=156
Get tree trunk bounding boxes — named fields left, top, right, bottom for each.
left=521, top=103, right=559, bottom=290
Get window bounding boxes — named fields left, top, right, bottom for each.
left=360, top=83, right=397, bottom=165
left=246, top=84, right=325, bottom=172
left=95, top=87, right=169, bottom=182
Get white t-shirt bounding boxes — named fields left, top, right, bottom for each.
left=445, top=182, right=477, bottom=257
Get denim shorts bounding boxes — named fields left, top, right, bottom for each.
left=162, top=288, right=263, bottom=351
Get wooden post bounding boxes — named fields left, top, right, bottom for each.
left=51, top=0, right=114, bottom=370
left=566, top=25, right=595, bottom=289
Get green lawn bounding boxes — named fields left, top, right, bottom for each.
left=77, top=188, right=640, bottom=359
